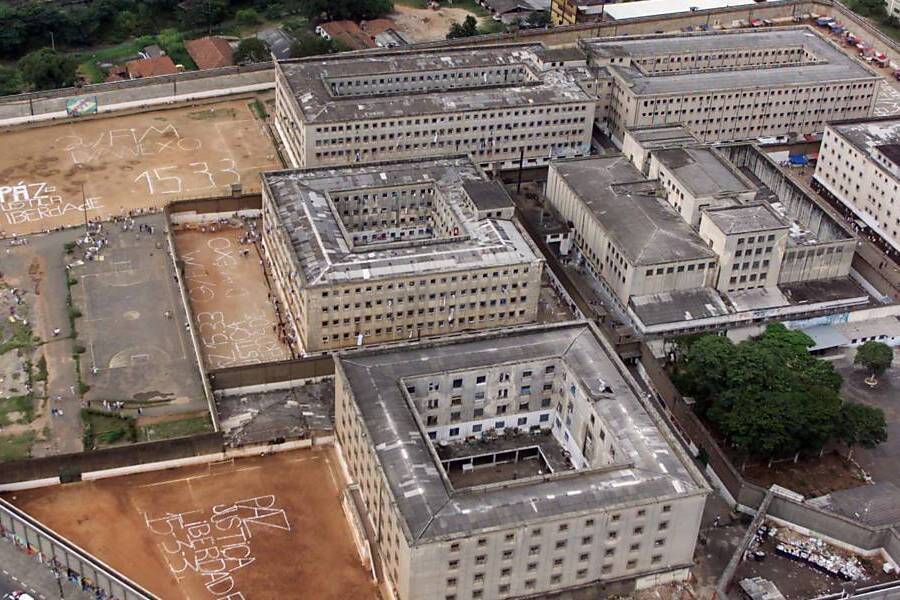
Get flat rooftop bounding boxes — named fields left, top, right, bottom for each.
left=629, top=278, right=869, bottom=329
left=603, top=0, right=756, bottom=20
left=584, top=28, right=877, bottom=95
left=703, top=204, right=788, bottom=235
left=463, top=180, right=515, bottom=211
left=653, top=146, right=756, bottom=198
left=627, top=124, right=699, bottom=148
left=550, top=156, right=717, bottom=265
left=263, top=156, right=540, bottom=286
left=830, top=118, right=900, bottom=165
left=277, top=44, right=593, bottom=124
left=336, top=322, right=706, bottom=543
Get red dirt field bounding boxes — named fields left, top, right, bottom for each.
left=3, top=448, right=378, bottom=600
left=174, top=223, right=292, bottom=368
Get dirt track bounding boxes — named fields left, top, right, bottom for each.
left=0, top=100, right=279, bottom=238
left=4, top=448, right=377, bottom=600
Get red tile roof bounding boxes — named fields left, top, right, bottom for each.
left=319, top=20, right=377, bottom=50
left=185, top=37, right=235, bottom=70
left=125, top=55, right=177, bottom=78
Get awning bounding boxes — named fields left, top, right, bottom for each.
left=802, top=325, right=850, bottom=352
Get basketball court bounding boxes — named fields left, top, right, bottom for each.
left=4, top=448, right=378, bottom=600
left=71, top=214, right=205, bottom=412
left=174, top=224, right=292, bottom=369
left=0, top=99, right=280, bottom=237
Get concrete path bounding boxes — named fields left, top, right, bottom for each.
left=0, top=536, right=93, bottom=600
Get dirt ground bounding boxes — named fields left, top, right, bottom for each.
left=741, top=451, right=867, bottom=498
left=174, top=223, right=292, bottom=369
left=390, top=4, right=478, bottom=42
left=0, top=99, right=279, bottom=238
left=4, top=448, right=378, bottom=600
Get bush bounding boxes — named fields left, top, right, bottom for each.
left=236, top=8, right=261, bottom=27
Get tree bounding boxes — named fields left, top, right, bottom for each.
left=838, top=402, right=887, bottom=459
left=299, top=0, right=393, bottom=21
left=848, top=0, right=887, bottom=18
left=177, top=0, right=228, bottom=30
left=526, top=10, right=551, bottom=28
left=0, top=67, right=22, bottom=96
left=17, top=48, right=78, bottom=91
left=854, top=341, right=893, bottom=382
left=289, top=32, right=333, bottom=58
left=0, top=4, right=27, bottom=57
left=447, top=15, right=479, bottom=39
left=236, top=8, right=262, bottom=28
left=234, top=38, right=271, bottom=64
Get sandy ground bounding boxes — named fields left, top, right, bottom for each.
left=390, top=4, right=479, bottom=42
left=4, top=448, right=378, bottom=600
left=0, top=100, right=279, bottom=238
left=174, top=224, right=292, bottom=369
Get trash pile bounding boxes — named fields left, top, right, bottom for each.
left=772, top=532, right=867, bottom=581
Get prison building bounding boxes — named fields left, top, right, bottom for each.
left=582, top=27, right=880, bottom=144
left=545, top=155, right=718, bottom=308
left=261, top=156, right=543, bottom=354
left=813, top=117, right=900, bottom=253
left=273, top=44, right=596, bottom=171
left=334, top=322, right=709, bottom=600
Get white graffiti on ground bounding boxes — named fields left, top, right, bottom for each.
left=0, top=181, right=103, bottom=226
left=145, top=495, right=291, bottom=598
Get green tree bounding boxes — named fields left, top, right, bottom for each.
left=236, top=8, right=262, bottom=27
left=177, top=0, right=228, bottom=30
left=299, top=0, right=393, bottom=21
left=848, top=0, right=887, bottom=18
left=234, top=38, right=270, bottom=64
left=838, top=402, right=887, bottom=459
left=18, top=48, right=78, bottom=91
left=289, top=31, right=333, bottom=58
left=447, top=15, right=479, bottom=39
left=0, top=67, right=22, bottom=96
left=526, top=10, right=551, bottom=27
left=680, top=334, right=735, bottom=409
left=854, top=341, right=894, bottom=381
left=0, top=4, right=27, bottom=57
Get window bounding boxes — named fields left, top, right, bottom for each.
left=611, top=514, right=621, bottom=522
left=626, top=560, right=637, bottom=569
left=449, top=427, right=459, bottom=437
left=450, top=543, right=460, bottom=552
left=449, top=560, right=459, bottom=569
left=447, top=578, right=457, bottom=587
left=529, top=545, right=540, bottom=555
left=579, top=552, right=590, bottom=562
left=654, top=538, right=666, bottom=547
left=633, top=527, right=644, bottom=535
left=477, top=538, right=487, bottom=547
left=452, top=378, right=463, bottom=389
left=630, top=543, right=640, bottom=552
left=662, top=505, right=671, bottom=513
left=505, top=533, right=515, bottom=542
left=659, top=521, right=669, bottom=531
left=608, top=531, right=617, bottom=540
left=585, top=519, right=595, bottom=527
left=502, top=549, right=513, bottom=560
left=605, top=548, right=615, bottom=557
left=582, top=536, right=593, bottom=545
left=475, top=555, right=486, bottom=565
left=558, top=524, right=569, bottom=532
left=476, top=375, right=486, bottom=385
left=556, top=540, right=567, bottom=549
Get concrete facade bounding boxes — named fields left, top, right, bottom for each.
left=581, top=28, right=880, bottom=144
left=814, top=118, right=900, bottom=253
left=261, top=156, right=543, bottom=354
left=334, top=323, right=709, bottom=600
left=273, top=45, right=595, bottom=171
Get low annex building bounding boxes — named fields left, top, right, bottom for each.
left=335, top=322, right=709, bottom=600
left=584, top=27, right=880, bottom=144
left=543, top=125, right=862, bottom=336
left=261, top=156, right=543, bottom=354
left=273, top=44, right=595, bottom=170
left=813, top=117, right=900, bottom=253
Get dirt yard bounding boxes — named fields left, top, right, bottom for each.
left=4, top=448, right=378, bottom=600
left=390, top=4, right=479, bottom=42
left=174, top=222, right=292, bottom=369
left=0, top=99, right=280, bottom=238
left=742, top=451, right=867, bottom=498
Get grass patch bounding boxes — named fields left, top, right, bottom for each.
left=0, top=431, right=36, bottom=461
left=81, top=409, right=137, bottom=450
left=250, top=99, right=269, bottom=120
left=478, top=19, right=505, bottom=34
left=34, top=355, right=48, bottom=383
left=0, top=320, right=38, bottom=356
left=139, top=414, right=213, bottom=442
left=393, top=0, right=427, bottom=6
left=0, top=395, right=36, bottom=426
left=445, top=0, right=489, bottom=16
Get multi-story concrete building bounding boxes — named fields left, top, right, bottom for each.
left=546, top=155, right=718, bottom=308
left=583, top=28, right=880, bottom=143
left=261, top=156, right=543, bottom=354
left=274, top=44, right=595, bottom=171
left=334, top=322, right=710, bottom=600
left=813, top=117, right=900, bottom=253
left=542, top=129, right=861, bottom=335
left=550, top=0, right=605, bottom=24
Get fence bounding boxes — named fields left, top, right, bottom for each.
left=0, top=498, right=156, bottom=600
left=208, top=355, right=335, bottom=391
